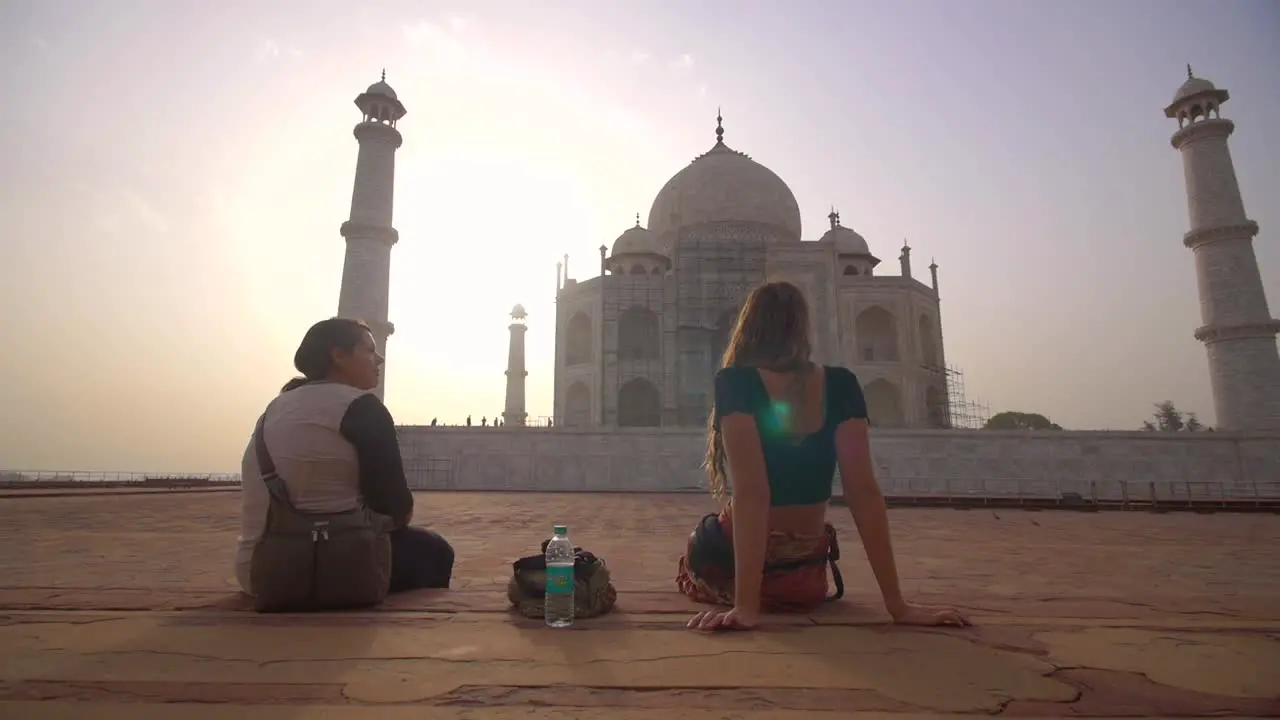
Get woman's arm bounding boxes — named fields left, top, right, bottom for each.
left=721, top=412, right=771, bottom=615
left=834, top=417, right=907, bottom=617
left=340, top=393, right=415, bottom=527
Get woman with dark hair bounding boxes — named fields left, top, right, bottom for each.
left=234, top=317, right=454, bottom=598
left=678, top=281, right=969, bottom=631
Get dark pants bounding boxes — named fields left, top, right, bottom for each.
left=389, top=526, right=455, bottom=592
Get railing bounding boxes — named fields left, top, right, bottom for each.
left=0, top=471, right=240, bottom=488
left=3, top=470, right=1277, bottom=507
left=870, top=476, right=1280, bottom=509
left=397, top=420, right=557, bottom=430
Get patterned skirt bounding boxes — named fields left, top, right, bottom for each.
left=676, top=508, right=842, bottom=613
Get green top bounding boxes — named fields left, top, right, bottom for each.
left=713, top=365, right=869, bottom=506
left=552, top=525, right=568, bottom=535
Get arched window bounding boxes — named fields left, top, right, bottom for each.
left=855, top=306, right=899, bottom=362
left=918, top=314, right=939, bottom=367
left=618, top=306, right=660, bottom=361
left=565, top=312, right=592, bottom=366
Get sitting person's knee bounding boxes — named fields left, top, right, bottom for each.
left=389, top=527, right=455, bottom=591
left=427, top=530, right=455, bottom=567
left=412, top=528, right=454, bottom=564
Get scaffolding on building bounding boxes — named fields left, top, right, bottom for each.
left=945, top=364, right=990, bottom=429
left=601, top=251, right=669, bottom=427
left=672, top=224, right=770, bottom=425
left=920, top=362, right=990, bottom=429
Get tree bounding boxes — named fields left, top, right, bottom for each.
left=984, top=411, right=1063, bottom=431
left=1140, top=401, right=1211, bottom=432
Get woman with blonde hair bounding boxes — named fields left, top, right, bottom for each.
left=677, top=281, right=969, bottom=631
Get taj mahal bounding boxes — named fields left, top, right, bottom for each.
left=332, top=69, right=1280, bottom=498
left=552, top=114, right=947, bottom=430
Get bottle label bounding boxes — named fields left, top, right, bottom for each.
left=545, top=565, right=574, bottom=596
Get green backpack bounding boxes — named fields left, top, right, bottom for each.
left=507, top=542, right=618, bottom=619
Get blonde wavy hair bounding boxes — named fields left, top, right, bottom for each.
left=704, top=281, right=815, bottom=500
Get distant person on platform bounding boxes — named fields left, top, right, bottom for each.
left=677, top=281, right=970, bottom=631
left=234, top=318, right=454, bottom=598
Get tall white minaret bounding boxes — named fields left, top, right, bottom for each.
left=1166, top=66, right=1280, bottom=430
left=503, top=304, right=529, bottom=427
left=337, top=70, right=406, bottom=401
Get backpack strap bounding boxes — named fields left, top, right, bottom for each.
left=252, top=413, right=295, bottom=509
left=824, top=524, right=844, bottom=602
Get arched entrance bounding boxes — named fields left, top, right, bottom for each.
left=617, top=377, right=661, bottom=427
left=863, top=379, right=905, bottom=428
left=710, top=307, right=740, bottom=370
left=924, top=384, right=948, bottom=428
left=618, top=306, right=660, bottom=360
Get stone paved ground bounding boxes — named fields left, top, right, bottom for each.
left=0, top=490, right=1277, bottom=718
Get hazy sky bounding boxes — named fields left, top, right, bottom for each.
left=1, top=0, right=1278, bottom=472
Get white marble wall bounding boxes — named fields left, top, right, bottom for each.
left=397, top=427, right=1280, bottom=500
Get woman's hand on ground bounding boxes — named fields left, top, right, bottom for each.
left=687, top=606, right=760, bottom=632
left=889, top=601, right=971, bottom=627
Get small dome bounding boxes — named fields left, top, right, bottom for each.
left=510, top=304, right=527, bottom=319
left=611, top=223, right=663, bottom=257
left=366, top=80, right=398, bottom=101
left=820, top=224, right=871, bottom=256
left=647, top=124, right=802, bottom=243
left=1173, top=76, right=1215, bottom=104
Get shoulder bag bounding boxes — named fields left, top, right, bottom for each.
left=248, top=413, right=394, bottom=612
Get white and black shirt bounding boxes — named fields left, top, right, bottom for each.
left=234, top=382, right=414, bottom=594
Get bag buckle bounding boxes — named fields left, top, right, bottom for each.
left=311, top=520, right=330, bottom=542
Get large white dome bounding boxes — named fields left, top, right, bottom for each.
left=646, top=125, right=802, bottom=243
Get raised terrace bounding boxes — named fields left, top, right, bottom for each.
left=394, top=428, right=1280, bottom=502
left=1, top=489, right=1278, bottom=718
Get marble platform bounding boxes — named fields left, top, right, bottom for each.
left=1, top=490, right=1277, bottom=718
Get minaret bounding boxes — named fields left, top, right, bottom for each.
left=503, top=304, right=529, bottom=427
left=1165, top=67, right=1280, bottom=430
left=337, top=70, right=406, bottom=401
left=899, top=239, right=913, bottom=279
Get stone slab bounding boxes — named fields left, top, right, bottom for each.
left=1, top=491, right=1278, bottom=717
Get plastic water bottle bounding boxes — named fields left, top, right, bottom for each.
left=544, top=525, right=575, bottom=627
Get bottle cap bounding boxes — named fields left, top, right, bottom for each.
left=553, top=525, right=567, bottom=535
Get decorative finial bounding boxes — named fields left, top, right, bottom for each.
left=1186, top=63, right=1193, bottom=80
left=381, top=68, right=386, bottom=82
left=715, top=108, right=724, bottom=145
left=635, top=212, right=641, bottom=227
left=828, top=208, right=838, bottom=230
left=903, top=238, right=910, bottom=249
